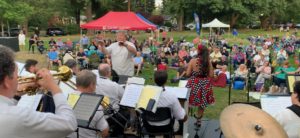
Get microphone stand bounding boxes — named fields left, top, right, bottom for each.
left=228, top=48, right=232, bottom=105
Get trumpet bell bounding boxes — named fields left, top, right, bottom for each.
left=56, top=66, right=72, bottom=82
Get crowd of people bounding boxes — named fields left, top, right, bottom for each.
left=9, top=30, right=300, bottom=137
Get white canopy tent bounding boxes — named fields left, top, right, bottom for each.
left=202, top=18, right=230, bottom=28
left=202, top=18, right=230, bottom=43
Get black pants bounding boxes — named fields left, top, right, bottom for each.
left=274, top=77, right=286, bottom=87
left=38, top=46, right=45, bottom=54
left=29, top=44, right=35, bottom=53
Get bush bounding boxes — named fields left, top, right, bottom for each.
left=63, top=24, right=80, bottom=35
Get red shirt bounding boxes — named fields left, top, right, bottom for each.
left=157, top=64, right=167, bottom=71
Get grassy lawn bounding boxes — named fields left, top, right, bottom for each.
left=15, top=29, right=294, bottom=119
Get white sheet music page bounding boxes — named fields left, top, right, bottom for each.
left=120, top=84, right=144, bottom=107
left=261, top=95, right=291, bottom=117
left=178, top=80, right=188, bottom=88
left=165, top=86, right=189, bottom=99
left=17, top=94, right=43, bottom=111
left=127, top=77, right=145, bottom=85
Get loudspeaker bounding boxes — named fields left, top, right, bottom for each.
left=0, top=37, right=19, bottom=52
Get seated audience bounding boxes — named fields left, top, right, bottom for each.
left=190, top=47, right=198, bottom=58
left=157, top=60, right=168, bottom=71
left=210, top=47, right=222, bottom=68
left=277, top=48, right=288, bottom=65
left=171, top=61, right=187, bottom=83
left=47, top=47, right=62, bottom=69
left=48, top=38, right=56, bottom=48
left=77, top=48, right=88, bottom=69
left=213, top=65, right=230, bottom=87
left=274, top=61, right=295, bottom=87
left=233, top=48, right=246, bottom=69
left=254, top=61, right=271, bottom=85
left=275, top=81, right=300, bottom=138
left=133, top=52, right=144, bottom=76
left=36, top=37, right=45, bottom=54
left=156, top=52, right=168, bottom=65
left=178, top=46, right=188, bottom=62
left=234, top=64, right=248, bottom=81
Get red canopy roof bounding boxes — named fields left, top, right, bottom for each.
left=80, top=11, right=156, bottom=30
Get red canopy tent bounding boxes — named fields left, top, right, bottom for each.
left=80, top=11, right=156, bottom=30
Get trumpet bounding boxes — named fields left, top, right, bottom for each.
left=18, top=66, right=74, bottom=95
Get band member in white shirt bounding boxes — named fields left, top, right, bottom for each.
left=0, top=45, right=77, bottom=138
left=69, top=70, right=109, bottom=138
left=96, top=63, right=124, bottom=110
left=275, top=81, right=300, bottom=138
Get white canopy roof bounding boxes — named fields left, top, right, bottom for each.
left=202, top=18, right=230, bottom=28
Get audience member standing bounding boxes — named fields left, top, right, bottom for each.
left=81, top=34, right=89, bottom=49
left=18, top=30, right=25, bottom=51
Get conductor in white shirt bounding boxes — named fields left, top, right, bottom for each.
left=0, top=45, right=77, bottom=138
left=98, top=31, right=137, bottom=76
left=275, top=81, right=300, bottom=138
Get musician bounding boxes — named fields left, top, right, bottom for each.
left=0, top=45, right=77, bottom=138
left=154, top=70, right=187, bottom=126
left=96, top=63, right=127, bottom=137
left=69, top=70, right=109, bottom=138
left=64, top=59, right=80, bottom=76
left=24, top=59, right=38, bottom=74
left=96, top=63, right=124, bottom=109
left=274, top=81, right=300, bottom=138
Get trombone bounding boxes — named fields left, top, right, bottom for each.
left=18, top=66, right=76, bottom=95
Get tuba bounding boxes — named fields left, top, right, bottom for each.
left=18, top=66, right=75, bottom=95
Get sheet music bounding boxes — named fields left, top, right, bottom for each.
left=137, top=85, right=162, bottom=112
left=120, top=84, right=144, bottom=107
left=67, top=93, right=80, bottom=108
left=178, top=80, right=188, bottom=87
left=17, top=94, right=43, bottom=111
left=261, top=95, right=291, bottom=117
left=127, top=77, right=145, bottom=85
left=165, top=86, right=189, bottom=99
left=74, top=95, right=102, bottom=121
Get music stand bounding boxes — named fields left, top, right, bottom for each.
left=73, top=93, right=104, bottom=128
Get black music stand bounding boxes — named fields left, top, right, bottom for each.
left=73, top=93, right=104, bottom=138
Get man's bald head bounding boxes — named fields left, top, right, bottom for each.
left=98, top=63, right=111, bottom=77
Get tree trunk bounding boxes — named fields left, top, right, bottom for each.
left=85, top=1, right=93, bottom=35
left=230, top=13, right=240, bottom=28
left=85, top=1, right=93, bottom=22
left=260, top=16, right=269, bottom=30
left=75, top=8, right=80, bottom=25
left=22, top=20, right=28, bottom=35
left=177, top=9, right=184, bottom=31
left=1, top=20, right=4, bottom=37
left=7, top=20, right=10, bottom=37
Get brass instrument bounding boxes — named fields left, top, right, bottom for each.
left=18, top=66, right=73, bottom=95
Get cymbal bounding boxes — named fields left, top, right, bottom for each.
left=220, top=104, right=288, bottom=138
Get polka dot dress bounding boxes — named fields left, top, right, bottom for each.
left=186, top=60, right=215, bottom=109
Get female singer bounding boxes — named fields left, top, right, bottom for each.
left=186, top=45, right=215, bottom=126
